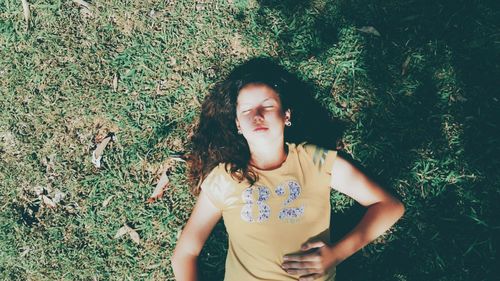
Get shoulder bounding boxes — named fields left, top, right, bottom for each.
left=292, top=142, right=336, bottom=160
left=288, top=142, right=338, bottom=176
left=200, top=163, right=240, bottom=210
left=202, top=163, right=229, bottom=187
left=201, top=163, right=241, bottom=194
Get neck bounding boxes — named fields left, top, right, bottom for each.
left=248, top=139, right=288, bottom=170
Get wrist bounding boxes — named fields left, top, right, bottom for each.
left=325, top=244, right=346, bottom=267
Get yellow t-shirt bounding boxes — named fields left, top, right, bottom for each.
left=201, top=142, right=337, bottom=281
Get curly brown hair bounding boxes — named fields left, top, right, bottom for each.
left=188, top=57, right=343, bottom=195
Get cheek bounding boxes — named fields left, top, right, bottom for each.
left=268, top=111, right=285, bottom=122
left=238, top=115, right=253, bottom=128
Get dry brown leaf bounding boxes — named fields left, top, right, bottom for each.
left=147, top=172, right=169, bottom=203
left=114, top=224, right=140, bottom=244
left=42, top=195, right=56, bottom=208
left=92, top=133, right=116, bottom=168
left=128, top=228, right=140, bottom=244
left=357, top=26, right=381, bottom=37
left=114, top=224, right=131, bottom=239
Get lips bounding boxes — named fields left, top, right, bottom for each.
left=254, top=127, right=268, bottom=131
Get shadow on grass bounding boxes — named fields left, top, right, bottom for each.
left=199, top=220, right=228, bottom=281
left=199, top=0, right=499, bottom=280
left=334, top=1, right=499, bottom=280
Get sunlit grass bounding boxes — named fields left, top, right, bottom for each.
left=1, top=0, right=498, bottom=280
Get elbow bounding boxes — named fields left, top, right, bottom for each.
left=171, top=249, right=183, bottom=275
left=170, top=252, right=179, bottom=273
left=171, top=247, right=198, bottom=278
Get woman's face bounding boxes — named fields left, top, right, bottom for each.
left=235, top=83, right=291, bottom=144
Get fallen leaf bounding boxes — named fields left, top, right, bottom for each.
left=129, top=229, right=140, bottom=244
left=357, top=26, right=381, bottom=37
left=72, top=0, right=92, bottom=10
left=147, top=171, right=170, bottom=203
left=52, top=190, right=65, bottom=204
left=102, top=195, right=114, bottom=207
left=92, top=132, right=116, bottom=168
left=114, top=224, right=131, bottom=239
left=42, top=195, right=56, bottom=208
left=114, top=224, right=140, bottom=244
left=21, top=0, right=30, bottom=28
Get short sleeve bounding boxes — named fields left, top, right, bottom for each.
left=302, top=142, right=338, bottom=179
left=200, top=165, right=234, bottom=211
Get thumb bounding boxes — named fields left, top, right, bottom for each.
left=301, top=240, right=326, bottom=251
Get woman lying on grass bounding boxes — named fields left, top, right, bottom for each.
left=171, top=57, right=405, bottom=281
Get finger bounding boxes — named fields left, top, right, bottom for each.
left=299, top=273, right=323, bottom=281
left=301, top=241, right=326, bottom=251
left=284, top=268, right=323, bottom=276
left=283, top=254, right=321, bottom=262
left=282, top=261, right=322, bottom=270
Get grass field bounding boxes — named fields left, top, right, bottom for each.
left=1, top=0, right=499, bottom=280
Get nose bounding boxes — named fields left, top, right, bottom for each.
left=253, top=107, right=264, bottom=122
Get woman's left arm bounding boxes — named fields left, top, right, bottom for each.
left=282, top=155, right=405, bottom=280
left=326, top=154, right=405, bottom=262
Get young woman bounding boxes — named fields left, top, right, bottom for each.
left=171, top=57, right=405, bottom=281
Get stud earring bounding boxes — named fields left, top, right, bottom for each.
left=285, top=120, right=292, bottom=127
left=237, top=129, right=243, bottom=134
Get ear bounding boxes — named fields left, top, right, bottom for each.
left=284, top=109, right=291, bottom=121
left=235, top=118, right=240, bottom=130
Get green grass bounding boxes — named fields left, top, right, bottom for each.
left=1, top=0, right=499, bottom=280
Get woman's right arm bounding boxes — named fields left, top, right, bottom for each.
left=171, top=190, right=222, bottom=281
